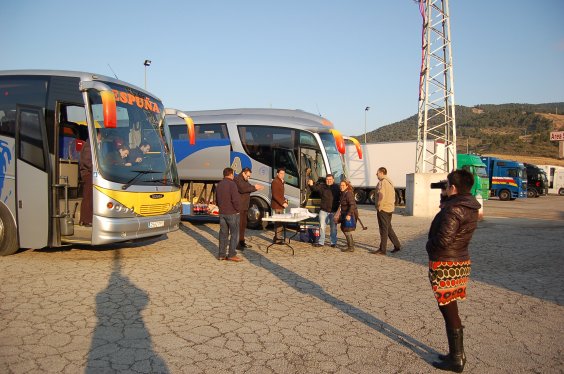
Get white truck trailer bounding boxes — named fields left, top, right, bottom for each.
left=536, top=165, right=564, bottom=195
left=345, top=141, right=421, bottom=205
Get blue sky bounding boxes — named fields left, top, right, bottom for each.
left=2, top=0, right=563, bottom=136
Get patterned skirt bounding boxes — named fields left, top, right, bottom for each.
left=428, top=260, right=471, bottom=306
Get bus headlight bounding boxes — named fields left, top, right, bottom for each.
left=104, top=201, right=135, bottom=216
left=169, top=201, right=182, bottom=214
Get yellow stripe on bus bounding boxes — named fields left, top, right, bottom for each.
left=95, top=186, right=180, bottom=216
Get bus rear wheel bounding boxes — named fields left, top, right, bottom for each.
left=0, top=205, right=18, bottom=256
left=248, top=197, right=269, bottom=230
left=498, top=189, right=511, bottom=201
left=559, top=188, right=564, bottom=196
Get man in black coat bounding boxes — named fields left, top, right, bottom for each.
left=234, top=167, right=264, bottom=250
left=216, top=167, right=242, bottom=262
left=307, top=174, right=341, bottom=247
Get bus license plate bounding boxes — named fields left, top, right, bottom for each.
left=148, top=220, right=165, bottom=229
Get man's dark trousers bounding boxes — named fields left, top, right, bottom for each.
left=219, top=213, right=240, bottom=258
left=376, top=210, right=400, bottom=253
left=239, top=210, right=249, bottom=243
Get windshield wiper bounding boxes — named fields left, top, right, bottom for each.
left=122, top=170, right=162, bottom=190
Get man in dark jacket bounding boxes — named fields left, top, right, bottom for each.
left=426, top=169, right=481, bottom=373
left=235, top=167, right=264, bottom=250
left=271, top=167, right=288, bottom=243
left=307, top=174, right=340, bottom=247
left=216, top=167, right=242, bottom=262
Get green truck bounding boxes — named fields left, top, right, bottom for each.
left=457, top=154, right=489, bottom=200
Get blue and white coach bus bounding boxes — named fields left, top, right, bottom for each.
left=166, top=108, right=349, bottom=228
left=0, top=70, right=194, bottom=255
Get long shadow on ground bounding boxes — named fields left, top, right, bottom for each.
left=181, top=221, right=440, bottom=364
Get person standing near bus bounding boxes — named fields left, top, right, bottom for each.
left=216, top=167, right=242, bottom=262
left=371, top=167, right=401, bottom=255
left=337, top=180, right=357, bottom=252
left=308, top=174, right=340, bottom=247
left=427, top=169, right=480, bottom=372
left=271, top=167, right=288, bottom=244
left=235, top=167, right=264, bottom=250
left=79, top=130, right=101, bottom=227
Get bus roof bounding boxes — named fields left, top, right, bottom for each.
left=172, top=108, right=334, bottom=131
left=0, top=69, right=158, bottom=100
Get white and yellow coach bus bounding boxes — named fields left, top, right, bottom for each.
left=0, top=70, right=194, bottom=255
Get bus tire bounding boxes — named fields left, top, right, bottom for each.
left=368, top=189, right=377, bottom=205
left=0, top=205, right=18, bottom=256
left=248, top=197, right=269, bottom=230
left=354, top=189, right=366, bottom=204
left=558, top=188, right=564, bottom=196
left=498, top=189, right=511, bottom=201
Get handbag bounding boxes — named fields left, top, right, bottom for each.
left=341, top=214, right=356, bottom=231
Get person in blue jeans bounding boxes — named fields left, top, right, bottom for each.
left=308, top=174, right=341, bottom=247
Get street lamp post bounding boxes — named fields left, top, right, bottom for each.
left=364, top=106, right=370, bottom=143
left=144, top=59, right=151, bottom=89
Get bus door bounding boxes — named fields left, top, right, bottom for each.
left=15, top=105, right=49, bottom=249
left=272, top=148, right=300, bottom=206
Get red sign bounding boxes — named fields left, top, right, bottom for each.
left=550, top=131, right=564, bottom=141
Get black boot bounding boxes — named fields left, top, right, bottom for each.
left=433, top=328, right=466, bottom=372
left=341, top=233, right=355, bottom=252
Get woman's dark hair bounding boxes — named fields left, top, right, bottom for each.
left=448, top=169, right=474, bottom=194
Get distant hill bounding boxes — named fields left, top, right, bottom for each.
left=358, top=102, right=564, bottom=161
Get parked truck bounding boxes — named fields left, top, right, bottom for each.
left=457, top=154, right=489, bottom=200
left=344, top=140, right=438, bottom=205
left=524, top=163, right=549, bottom=198
left=536, top=165, right=564, bottom=196
left=480, top=156, right=527, bottom=201
left=345, top=141, right=411, bottom=205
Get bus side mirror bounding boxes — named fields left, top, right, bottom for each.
left=79, top=81, right=117, bottom=128
left=330, top=129, right=346, bottom=154
left=348, top=136, right=363, bottom=159
left=101, top=90, right=117, bottom=128
left=164, top=109, right=195, bottom=145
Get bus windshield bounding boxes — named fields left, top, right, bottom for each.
left=88, top=83, right=178, bottom=187
left=318, top=132, right=346, bottom=182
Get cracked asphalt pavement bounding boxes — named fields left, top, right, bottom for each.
left=0, top=196, right=562, bottom=373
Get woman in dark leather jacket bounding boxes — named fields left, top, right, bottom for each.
left=426, top=169, right=481, bottom=373
left=337, top=180, right=357, bottom=252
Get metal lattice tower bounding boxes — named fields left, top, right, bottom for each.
left=415, top=0, right=457, bottom=173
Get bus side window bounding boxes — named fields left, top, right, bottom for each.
left=0, top=110, right=16, bottom=137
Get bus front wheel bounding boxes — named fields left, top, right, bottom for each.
left=0, top=205, right=18, bottom=256
left=498, top=189, right=511, bottom=201
left=248, top=197, right=269, bottom=230
left=559, top=188, right=564, bottom=196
